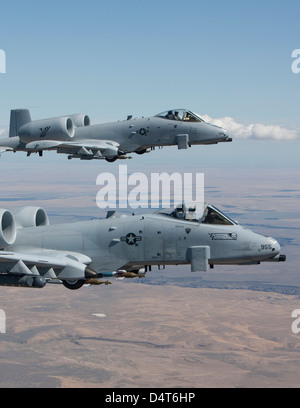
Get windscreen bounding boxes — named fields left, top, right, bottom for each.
left=155, top=109, right=203, bottom=122
left=156, top=204, right=236, bottom=225
left=201, top=205, right=235, bottom=225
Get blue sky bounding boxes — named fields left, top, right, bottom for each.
left=0, top=0, right=300, bottom=167
left=0, top=0, right=299, bottom=123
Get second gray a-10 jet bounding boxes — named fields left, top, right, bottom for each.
left=0, top=203, right=285, bottom=290
left=0, top=108, right=231, bottom=162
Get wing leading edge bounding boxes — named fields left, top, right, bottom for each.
left=25, top=139, right=122, bottom=160
left=0, top=248, right=130, bottom=289
left=0, top=250, right=94, bottom=288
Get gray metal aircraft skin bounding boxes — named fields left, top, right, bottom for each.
left=0, top=203, right=285, bottom=290
left=0, top=108, right=231, bottom=161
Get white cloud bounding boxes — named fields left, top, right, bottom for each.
left=201, top=115, right=299, bottom=141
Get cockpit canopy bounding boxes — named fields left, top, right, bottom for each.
left=156, top=203, right=236, bottom=225
left=155, top=109, right=204, bottom=123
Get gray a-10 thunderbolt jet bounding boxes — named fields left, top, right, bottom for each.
left=0, top=108, right=231, bottom=161
left=0, top=203, right=285, bottom=290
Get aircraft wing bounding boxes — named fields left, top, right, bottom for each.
left=0, top=249, right=94, bottom=282
left=25, top=139, right=121, bottom=159
left=0, top=248, right=129, bottom=288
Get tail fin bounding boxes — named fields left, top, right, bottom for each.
left=9, top=109, right=31, bottom=138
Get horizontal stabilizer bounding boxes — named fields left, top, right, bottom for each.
left=0, top=147, right=13, bottom=153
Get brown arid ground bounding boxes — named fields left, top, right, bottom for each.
left=0, top=282, right=300, bottom=388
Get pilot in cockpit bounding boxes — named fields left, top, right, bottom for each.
left=165, top=110, right=174, bottom=120
left=172, top=204, right=185, bottom=219
left=184, top=111, right=193, bottom=121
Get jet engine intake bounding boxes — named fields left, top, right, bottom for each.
left=68, top=114, right=90, bottom=127
left=19, top=116, right=75, bottom=143
left=0, top=209, right=17, bottom=249
left=10, top=206, right=49, bottom=229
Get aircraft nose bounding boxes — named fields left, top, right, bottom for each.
left=214, top=126, right=232, bottom=143
left=266, top=237, right=286, bottom=262
left=220, top=128, right=232, bottom=142
left=269, top=237, right=280, bottom=255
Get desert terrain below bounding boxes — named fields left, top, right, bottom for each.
left=0, top=281, right=300, bottom=388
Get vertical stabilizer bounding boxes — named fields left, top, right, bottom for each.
left=9, top=109, right=31, bottom=137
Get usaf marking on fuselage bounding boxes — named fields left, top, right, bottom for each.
left=121, top=233, right=142, bottom=245
left=0, top=108, right=231, bottom=162
left=0, top=203, right=285, bottom=290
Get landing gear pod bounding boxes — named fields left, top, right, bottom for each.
left=186, top=246, right=211, bottom=272
left=62, top=279, right=86, bottom=290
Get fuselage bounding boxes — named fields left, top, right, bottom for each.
left=0, top=109, right=231, bottom=159
left=8, top=206, right=283, bottom=274
left=72, top=114, right=229, bottom=153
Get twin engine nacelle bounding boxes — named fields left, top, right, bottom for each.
left=18, top=113, right=90, bottom=144
left=0, top=206, right=49, bottom=249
